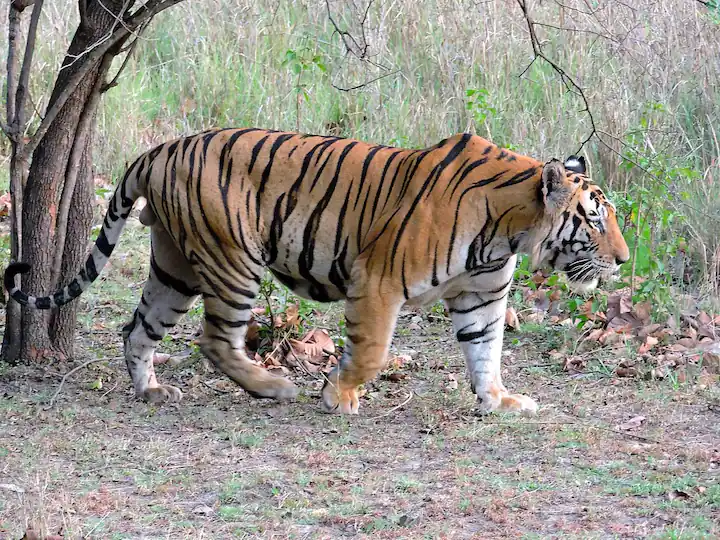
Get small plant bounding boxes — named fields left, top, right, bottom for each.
left=282, top=40, right=327, bottom=131
left=466, top=88, right=497, bottom=138
left=617, top=100, right=697, bottom=317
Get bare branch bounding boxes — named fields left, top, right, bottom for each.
left=21, top=0, right=186, bottom=161
left=325, top=0, right=373, bottom=60
left=515, top=0, right=597, bottom=155
left=331, top=69, right=399, bottom=92
left=100, top=20, right=150, bottom=93
left=13, top=0, right=44, bottom=139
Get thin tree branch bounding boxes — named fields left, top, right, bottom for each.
left=100, top=20, right=150, bottom=93
left=13, top=0, right=44, bottom=139
left=21, top=0, right=185, bottom=161
left=45, top=357, right=122, bottom=409
left=325, top=0, right=373, bottom=60
left=515, top=0, right=597, bottom=155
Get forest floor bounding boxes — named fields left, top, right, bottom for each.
left=0, top=214, right=719, bottom=539
left=1, top=310, right=719, bottom=539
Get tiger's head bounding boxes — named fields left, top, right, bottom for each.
left=532, top=156, right=629, bottom=292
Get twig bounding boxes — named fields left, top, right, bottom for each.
left=331, top=69, right=399, bottom=92
left=325, top=0, right=373, bottom=60
left=515, top=0, right=597, bottom=155
left=100, top=21, right=148, bottom=93
left=99, top=380, right=119, bottom=399
left=366, top=390, right=414, bottom=420
left=45, top=357, right=121, bottom=409
left=201, top=380, right=233, bottom=394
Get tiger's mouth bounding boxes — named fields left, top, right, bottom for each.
left=564, top=258, right=619, bottom=292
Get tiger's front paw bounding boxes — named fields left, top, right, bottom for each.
left=320, top=369, right=360, bottom=414
left=141, top=384, right=183, bottom=404
left=476, top=388, right=537, bottom=417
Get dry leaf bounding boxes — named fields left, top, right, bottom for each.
left=615, top=415, right=646, bottom=431
left=287, top=328, right=335, bottom=365
left=668, top=489, right=691, bottom=501
left=0, top=192, right=12, bottom=218
left=285, top=304, right=300, bottom=328
left=445, top=374, right=458, bottom=390
left=505, top=307, right=520, bottom=330
left=388, top=354, right=411, bottom=370
left=638, top=336, right=659, bottom=355
left=616, top=367, right=639, bottom=378
left=584, top=328, right=605, bottom=342
left=563, top=355, right=585, bottom=373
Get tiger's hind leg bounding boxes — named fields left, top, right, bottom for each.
left=198, top=283, right=298, bottom=400
left=123, top=226, right=201, bottom=403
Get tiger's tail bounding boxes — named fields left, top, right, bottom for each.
left=4, top=152, right=150, bottom=309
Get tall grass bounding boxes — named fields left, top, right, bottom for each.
left=1, top=0, right=719, bottom=296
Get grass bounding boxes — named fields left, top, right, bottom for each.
left=1, top=1, right=720, bottom=292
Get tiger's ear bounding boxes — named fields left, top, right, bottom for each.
left=541, top=159, right=575, bottom=214
left=563, top=155, right=586, bottom=174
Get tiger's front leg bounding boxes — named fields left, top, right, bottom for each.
left=446, top=288, right=538, bottom=416
left=320, top=282, right=404, bottom=415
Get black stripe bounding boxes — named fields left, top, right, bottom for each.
left=298, top=142, right=358, bottom=296
left=448, top=297, right=502, bottom=314
left=389, top=135, right=471, bottom=274
left=401, top=253, right=409, bottom=300
left=456, top=315, right=502, bottom=343
left=94, top=227, right=114, bottom=257
left=205, top=312, right=250, bottom=329
left=493, top=166, right=538, bottom=189
left=255, top=133, right=294, bottom=228
left=151, top=257, right=200, bottom=297
left=248, top=133, right=271, bottom=174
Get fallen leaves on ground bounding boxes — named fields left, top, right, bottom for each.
left=513, top=274, right=719, bottom=384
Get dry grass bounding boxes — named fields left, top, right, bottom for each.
left=1, top=0, right=719, bottom=290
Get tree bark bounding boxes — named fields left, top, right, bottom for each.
left=50, top=136, right=94, bottom=352
left=16, top=0, right=132, bottom=362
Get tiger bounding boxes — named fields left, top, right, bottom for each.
left=4, top=128, right=629, bottom=415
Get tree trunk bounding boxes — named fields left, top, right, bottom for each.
left=14, top=1, right=132, bottom=363
left=50, top=138, right=94, bottom=352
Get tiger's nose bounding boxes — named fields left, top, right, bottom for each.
left=615, top=255, right=629, bottom=265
